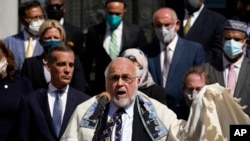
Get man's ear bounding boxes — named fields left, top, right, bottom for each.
left=45, top=61, right=51, bottom=72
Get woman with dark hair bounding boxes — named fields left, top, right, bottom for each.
left=0, top=40, right=32, bottom=141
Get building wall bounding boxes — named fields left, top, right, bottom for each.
left=0, top=0, right=18, bottom=39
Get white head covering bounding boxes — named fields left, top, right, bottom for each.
left=121, top=48, right=155, bottom=88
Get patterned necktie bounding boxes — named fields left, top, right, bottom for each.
left=163, top=47, right=172, bottom=87
left=100, top=108, right=124, bottom=141
left=53, top=90, right=63, bottom=137
left=109, top=30, right=119, bottom=60
left=227, top=64, right=236, bottom=96
left=183, top=13, right=193, bottom=36
left=26, top=36, right=34, bottom=58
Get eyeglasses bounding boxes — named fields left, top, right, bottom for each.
left=47, top=4, right=64, bottom=10
left=107, top=74, right=138, bottom=83
left=25, top=15, right=45, bottom=21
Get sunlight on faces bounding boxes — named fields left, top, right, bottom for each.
left=41, top=28, right=62, bottom=42
left=46, top=51, right=75, bottom=89
left=105, top=58, right=140, bottom=108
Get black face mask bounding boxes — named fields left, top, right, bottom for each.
left=46, top=8, right=64, bottom=21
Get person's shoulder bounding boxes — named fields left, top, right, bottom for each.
left=68, top=86, right=91, bottom=100
left=4, top=31, right=24, bottom=42
left=180, top=37, right=203, bottom=48
left=202, top=7, right=226, bottom=20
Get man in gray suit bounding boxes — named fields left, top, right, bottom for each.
left=204, top=19, right=250, bottom=116
left=4, top=1, right=44, bottom=71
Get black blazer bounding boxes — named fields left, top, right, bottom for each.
left=12, top=86, right=90, bottom=141
left=84, top=21, right=147, bottom=95
left=21, top=54, right=87, bottom=93
left=63, top=21, right=85, bottom=65
left=179, top=7, right=226, bottom=62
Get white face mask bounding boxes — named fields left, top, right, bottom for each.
left=28, top=19, right=45, bottom=35
left=155, top=25, right=176, bottom=44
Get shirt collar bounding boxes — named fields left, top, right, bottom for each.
left=48, top=82, right=69, bottom=94
left=59, top=18, right=64, bottom=25
left=160, top=33, right=178, bottom=52
left=109, top=98, right=134, bottom=118
left=222, top=54, right=244, bottom=68
left=185, top=4, right=204, bottom=18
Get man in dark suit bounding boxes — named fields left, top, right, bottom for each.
left=178, top=0, right=226, bottom=62
left=230, top=0, right=250, bottom=57
left=140, top=8, right=205, bottom=120
left=204, top=19, right=250, bottom=116
left=45, top=0, right=85, bottom=66
left=4, top=0, right=45, bottom=71
left=83, top=0, right=147, bottom=95
left=12, top=45, right=90, bottom=141
left=21, top=19, right=87, bottom=93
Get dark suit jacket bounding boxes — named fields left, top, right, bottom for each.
left=140, top=36, right=205, bottom=119
left=179, top=7, right=226, bottom=62
left=84, top=21, right=147, bottom=95
left=4, top=31, right=44, bottom=71
left=12, top=86, right=90, bottom=141
left=204, top=56, right=250, bottom=116
left=21, top=54, right=87, bottom=93
left=63, top=21, right=85, bottom=65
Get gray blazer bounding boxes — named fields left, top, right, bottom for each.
left=4, top=30, right=44, bottom=70
left=204, top=56, right=250, bottom=116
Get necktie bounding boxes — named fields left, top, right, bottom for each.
left=183, top=13, right=193, bottom=36
left=227, top=64, right=236, bottom=96
left=109, top=30, right=119, bottom=60
left=26, top=36, right=34, bottom=58
left=100, top=108, right=124, bottom=141
left=53, top=90, right=63, bottom=137
left=163, top=47, right=172, bottom=87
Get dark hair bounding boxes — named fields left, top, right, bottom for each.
left=182, top=66, right=210, bottom=90
left=0, top=40, right=17, bottom=80
left=18, top=0, right=42, bottom=17
left=46, top=43, right=74, bottom=63
left=105, top=0, right=127, bottom=8
left=239, top=0, right=250, bottom=4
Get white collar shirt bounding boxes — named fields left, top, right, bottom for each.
left=183, top=4, right=204, bottom=27
left=108, top=100, right=134, bottom=141
left=48, top=83, right=68, bottom=122
left=103, top=22, right=123, bottom=56
left=160, top=34, right=178, bottom=74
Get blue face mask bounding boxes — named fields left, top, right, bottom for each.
left=42, top=40, right=62, bottom=52
left=223, top=39, right=243, bottom=59
left=106, top=15, right=122, bottom=30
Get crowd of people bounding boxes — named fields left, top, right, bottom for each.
left=1, top=0, right=250, bottom=141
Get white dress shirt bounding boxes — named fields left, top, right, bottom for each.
left=183, top=4, right=204, bottom=27
left=160, top=34, right=178, bottom=77
left=103, top=22, right=123, bottom=56
left=48, top=83, right=68, bottom=122
left=108, top=101, right=134, bottom=141
left=23, top=30, right=37, bottom=52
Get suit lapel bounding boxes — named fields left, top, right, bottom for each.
left=59, top=87, right=77, bottom=137
left=234, top=57, right=250, bottom=97
left=36, top=89, right=57, bottom=137
left=167, top=37, right=184, bottom=82
left=186, top=8, right=207, bottom=37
